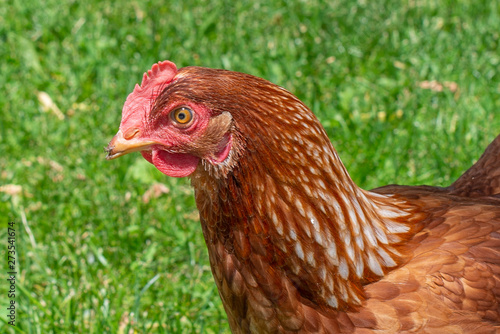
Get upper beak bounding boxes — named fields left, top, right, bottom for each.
left=105, top=130, right=156, bottom=160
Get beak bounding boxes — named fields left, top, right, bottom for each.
left=105, top=130, right=156, bottom=160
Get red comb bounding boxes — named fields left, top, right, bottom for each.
left=133, top=60, right=178, bottom=95
left=120, top=61, right=178, bottom=130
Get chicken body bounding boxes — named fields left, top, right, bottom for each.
left=107, top=61, right=500, bottom=333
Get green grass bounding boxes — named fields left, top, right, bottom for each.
left=1, top=0, right=499, bottom=332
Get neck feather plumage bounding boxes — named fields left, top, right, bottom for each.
left=190, top=81, right=420, bottom=312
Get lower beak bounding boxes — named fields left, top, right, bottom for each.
left=105, top=130, right=156, bottom=160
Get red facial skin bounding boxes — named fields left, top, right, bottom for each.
left=139, top=101, right=212, bottom=177
left=115, top=61, right=231, bottom=177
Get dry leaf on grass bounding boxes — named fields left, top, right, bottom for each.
left=0, top=184, right=23, bottom=196
left=37, top=91, right=65, bottom=120
left=142, top=183, right=170, bottom=203
left=418, top=80, right=459, bottom=93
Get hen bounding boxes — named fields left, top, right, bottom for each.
left=106, top=61, right=500, bottom=333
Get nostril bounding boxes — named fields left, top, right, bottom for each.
left=123, top=128, right=140, bottom=140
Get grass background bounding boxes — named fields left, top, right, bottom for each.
left=1, top=0, right=499, bottom=332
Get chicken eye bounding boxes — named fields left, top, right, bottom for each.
left=172, top=107, right=193, bottom=125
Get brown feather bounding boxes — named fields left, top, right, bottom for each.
left=448, top=134, right=500, bottom=197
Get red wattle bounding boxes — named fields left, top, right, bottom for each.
left=144, top=149, right=199, bottom=177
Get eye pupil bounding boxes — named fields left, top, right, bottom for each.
left=172, top=107, right=193, bottom=125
